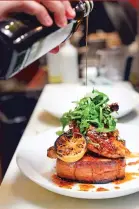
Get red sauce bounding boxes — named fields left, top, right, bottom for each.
left=52, top=172, right=139, bottom=190
left=96, top=187, right=109, bottom=192
left=52, top=174, right=74, bottom=189
left=128, top=160, right=139, bottom=166
left=114, top=172, right=138, bottom=184
left=114, top=186, right=120, bottom=190
left=79, top=184, right=95, bottom=191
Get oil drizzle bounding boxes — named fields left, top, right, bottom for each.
left=79, top=184, right=95, bottom=191
left=128, top=160, right=139, bottom=166
left=127, top=152, right=139, bottom=159
left=114, top=172, right=139, bottom=185
left=52, top=174, right=74, bottom=189
left=85, top=16, right=89, bottom=86
left=114, top=186, right=120, bottom=190
left=96, top=187, right=109, bottom=192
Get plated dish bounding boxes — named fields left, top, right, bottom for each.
left=17, top=89, right=139, bottom=199
left=47, top=90, right=130, bottom=184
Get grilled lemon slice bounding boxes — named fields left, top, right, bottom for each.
left=55, top=132, right=87, bottom=163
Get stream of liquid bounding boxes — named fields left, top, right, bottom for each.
left=85, top=16, right=89, bottom=86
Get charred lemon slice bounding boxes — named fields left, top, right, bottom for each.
left=55, top=132, right=87, bottom=163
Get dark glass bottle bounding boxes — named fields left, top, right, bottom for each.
left=0, top=0, right=93, bottom=79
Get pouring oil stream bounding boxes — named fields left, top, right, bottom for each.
left=85, top=16, right=89, bottom=87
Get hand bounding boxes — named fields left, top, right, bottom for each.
left=0, top=0, right=75, bottom=54
left=0, top=0, right=75, bottom=27
left=50, top=42, right=65, bottom=54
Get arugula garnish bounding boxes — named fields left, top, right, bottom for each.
left=57, top=90, right=117, bottom=135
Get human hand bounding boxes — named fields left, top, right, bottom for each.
left=0, top=0, right=75, bottom=54
left=0, top=0, right=75, bottom=27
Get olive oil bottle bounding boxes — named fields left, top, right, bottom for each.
left=0, top=1, right=93, bottom=79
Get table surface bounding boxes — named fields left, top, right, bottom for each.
left=0, top=83, right=139, bottom=209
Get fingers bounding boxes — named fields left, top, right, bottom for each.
left=50, top=42, right=65, bottom=54
left=62, top=1, right=75, bottom=19
left=0, top=0, right=75, bottom=28
left=0, top=0, right=53, bottom=27
left=19, top=1, right=53, bottom=26
left=0, top=1, right=19, bottom=20
left=41, top=1, right=75, bottom=27
left=50, top=46, right=60, bottom=54
left=42, top=1, right=67, bottom=27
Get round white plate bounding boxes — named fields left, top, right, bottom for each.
left=44, top=85, right=139, bottom=119
left=16, top=124, right=139, bottom=199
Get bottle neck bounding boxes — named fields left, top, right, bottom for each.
left=74, top=1, right=93, bottom=21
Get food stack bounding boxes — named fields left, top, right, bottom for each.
left=47, top=90, right=130, bottom=183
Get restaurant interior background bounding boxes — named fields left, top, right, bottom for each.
left=0, top=0, right=138, bottom=181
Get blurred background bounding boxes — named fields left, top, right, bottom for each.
left=0, top=0, right=139, bottom=180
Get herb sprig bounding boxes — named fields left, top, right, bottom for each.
left=57, top=90, right=117, bottom=135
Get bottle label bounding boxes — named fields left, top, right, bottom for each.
left=24, top=21, right=75, bottom=68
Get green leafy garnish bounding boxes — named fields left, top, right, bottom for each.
left=57, top=90, right=117, bottom=135
left=56, top=130, right=64, bottom=136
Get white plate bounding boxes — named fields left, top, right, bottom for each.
left=44, top=85, right=139, bottom=119
left=16, top=124, right=139, bottom=199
